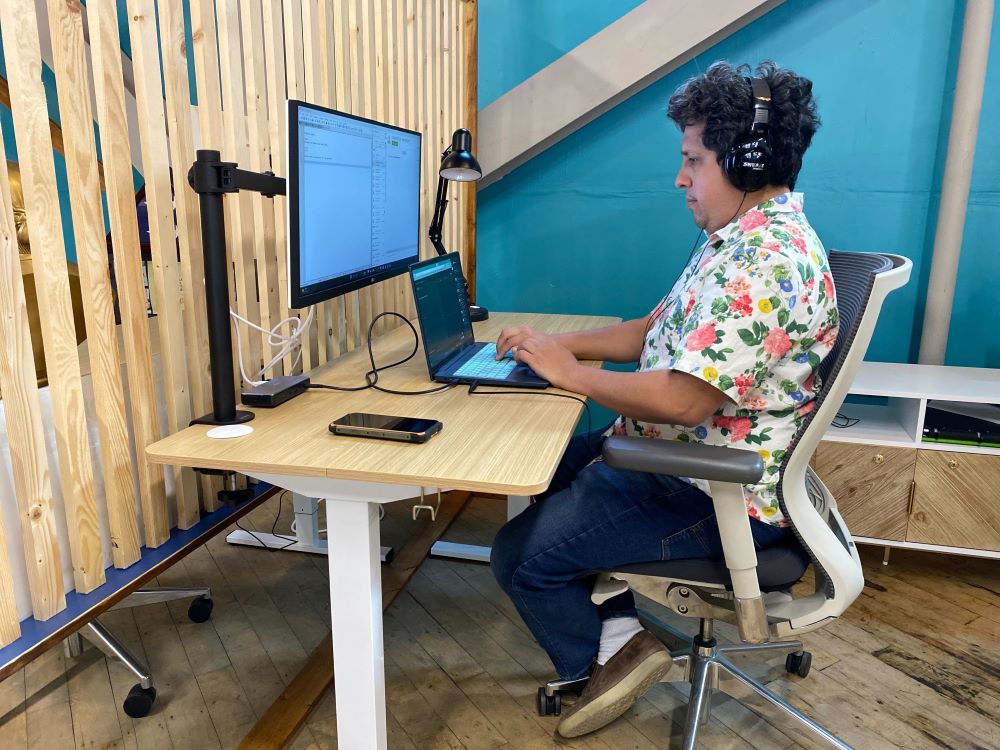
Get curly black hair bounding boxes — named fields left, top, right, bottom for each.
left=667, top=60, right=820, bottom=190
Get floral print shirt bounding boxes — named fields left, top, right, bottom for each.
left=612, top=192, right=838, bottom=527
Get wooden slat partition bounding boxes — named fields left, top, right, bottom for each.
left=127, top=0, right=200, bottom=530
left=44, top=0, right=141, bottom=567
left=0, top=0, right=104, bottom=596
left=0, top=0, right=474, bottom=647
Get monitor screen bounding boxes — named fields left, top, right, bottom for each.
left=287, top=100, right=421, bottom=308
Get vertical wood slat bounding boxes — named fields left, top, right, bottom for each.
left=300, top=0, right=336, bottom=364
left=90, top=0, right=171, bottom=547
left=126, top=0, right=200, bottom=530
left=157, top=0, right=218, bottom=513
left=262, top=0, right=296, bottom=376
left=0, top=149, right=61, bottom=627
left=157, top=0, right=213, bottom=421
left=370, top=0, right=388, bottom=333
left=0, top=0, right=104, bottom=593
left=317, top=0, right=351, bottom=356
left=240, top=0, right=284, bottom=380
left=217, top=0, right=265, bottom=379
left=334, top=0, right=362, bottom=351
left=45, top=0, right=141, bottom=566
left=463, top=0, right=478, bottom=302
left=405, top=0, right=419, bottom=322
left=386, top=0, right=410, bottom=319
left=188, top=0, right=230, bottom=514
left=283, top=0, right=318, bottom=371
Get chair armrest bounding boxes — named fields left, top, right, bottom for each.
left=603, top=436, right=770, bottom=643
left=602, top=436, right=764, bottom=484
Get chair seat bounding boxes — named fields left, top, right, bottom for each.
left=610, top=537, right=810, bottom=592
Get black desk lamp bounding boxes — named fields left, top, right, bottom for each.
left=429, top=128, right=488, bottom=322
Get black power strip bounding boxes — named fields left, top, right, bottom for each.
left=241, top=375, right=310, bottom=408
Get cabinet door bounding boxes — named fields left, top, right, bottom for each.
left=907, top=451, right=1000, bottom=552
left=813, top=441, right=916, bottom=541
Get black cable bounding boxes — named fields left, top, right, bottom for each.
left=234, top=490, right=298, bottom=550
left=831, top=412, right=860, bottom=429
left=307, top=311, right=455, bottom=396
left=467, top=382, right=596, bottom=453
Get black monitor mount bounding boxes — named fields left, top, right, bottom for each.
left=187, top=149, right=286, bottom=426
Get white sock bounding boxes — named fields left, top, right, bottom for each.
left=596, top=616, right=643, bottom=666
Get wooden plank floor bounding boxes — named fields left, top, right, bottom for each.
left=0, top=494, right=997, bottom=749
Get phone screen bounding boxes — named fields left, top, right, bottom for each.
left=334, top=413, right=438, bottom=433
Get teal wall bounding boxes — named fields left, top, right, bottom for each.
left=477, top=0, right=1000, bottom=369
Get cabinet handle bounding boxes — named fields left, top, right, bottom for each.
left=907, top=481, right=916, bottom=515
left=947, top=458, right=958, bottom=470
left=873, top=454, right=885, bottom=465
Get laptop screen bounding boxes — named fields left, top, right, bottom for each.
left=410, top=254, right=474, bottom=373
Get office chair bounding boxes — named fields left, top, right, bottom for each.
left=537, top=251, right=912, bottom=749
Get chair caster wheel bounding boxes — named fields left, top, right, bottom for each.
left=537, top=687, right=561, bottom=716
left=785, top=650, right=812, bottom=678
left=188, top=596, right=214, bottom=623
left=123, top=684, right=157, bottom=718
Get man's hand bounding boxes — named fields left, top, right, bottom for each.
left=512, top=337, right=581, bottom=389
left=495, top=325, right=555, bottom=360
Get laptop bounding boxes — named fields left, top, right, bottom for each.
left=409, top=253, right=548, bottom=388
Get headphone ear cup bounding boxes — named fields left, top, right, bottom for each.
left=725, top=134, right=771, bottom=192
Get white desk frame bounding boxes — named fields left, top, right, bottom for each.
left=226, top=492, right=394, bottom=562
left=248, top=472, right=420, bottom=749
left=239, top=476, right=529, bottom=748
left=429, top=495, right=531, bottom=562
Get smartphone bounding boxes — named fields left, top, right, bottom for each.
left=329, top=413, right=443, bottom=443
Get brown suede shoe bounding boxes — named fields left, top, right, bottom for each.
left=556, top=629, right=672, bottom=738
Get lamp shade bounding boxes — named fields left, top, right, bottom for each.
left=439, top=128, right=482, bottom=181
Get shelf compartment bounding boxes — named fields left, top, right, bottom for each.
left=822, top=401, right=918, bottom=447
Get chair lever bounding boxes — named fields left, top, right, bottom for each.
left=591, top=573, right=630, bottom=604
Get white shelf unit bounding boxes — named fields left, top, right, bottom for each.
left=824, top=361, right=1000, bottom=456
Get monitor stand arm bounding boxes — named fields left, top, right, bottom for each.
left=187, top=149, right=287, bottom=426
left=428, top=175, right=489, bottom=322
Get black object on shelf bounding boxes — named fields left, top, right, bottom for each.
left=429, top=128, right=488, bottom=322
left=187, top=149, right=286, bottom=426
left=921, top=403, right=1000, bottom=447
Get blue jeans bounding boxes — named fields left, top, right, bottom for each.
left=490, top=428, right=790, bottom=680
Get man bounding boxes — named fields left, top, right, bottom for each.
left=490, top=60, right=835, bottom=739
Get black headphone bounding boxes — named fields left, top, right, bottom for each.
left=723, top=76, right=772, bottom=192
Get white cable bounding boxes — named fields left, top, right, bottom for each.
left=231, top=306, right=315, bottom=386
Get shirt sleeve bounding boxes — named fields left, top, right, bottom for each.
left=663, top=251, right=804, bottom=404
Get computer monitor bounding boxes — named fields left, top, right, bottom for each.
left=287, top=100, right=421, bottom=308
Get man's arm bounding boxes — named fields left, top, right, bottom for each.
left=565, top=367, right=728, bottom=427
left=497, top=317, right=649, bottom=365
left=510, top=336, right=728, bottom=427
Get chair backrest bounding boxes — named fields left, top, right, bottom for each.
left=771, top=251, right=911, bottom=630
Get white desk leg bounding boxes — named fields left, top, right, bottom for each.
left=430, top=494, right=531, bottom=562
left=326, top=499, right=387, bottom=750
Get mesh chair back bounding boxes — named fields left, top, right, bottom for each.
left=776, top=251, right=894, bottom=598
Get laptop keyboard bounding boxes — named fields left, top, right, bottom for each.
left=454, top=346, right=518, bottom=380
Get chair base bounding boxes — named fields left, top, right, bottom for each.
left=540, top=616, right=853, bottom=749
left=62, top=587, right=213, bottom=718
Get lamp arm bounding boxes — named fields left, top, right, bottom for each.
left=428, top=173, right=449, bottom=256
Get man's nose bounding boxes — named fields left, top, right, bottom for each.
left=675, top=167, right=688, bottom=189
